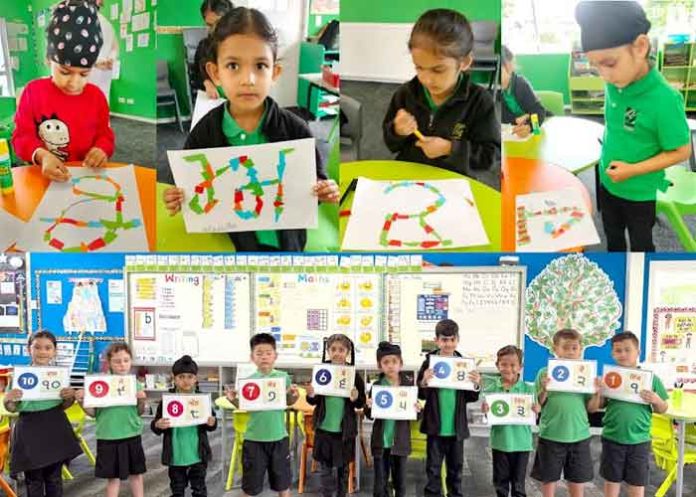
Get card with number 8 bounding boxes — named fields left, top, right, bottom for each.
left=311, top=364, right=356, bottom=398
left=427, top=355, right=477, bottom=391
left=84, top=374, right=138, bottom=408
left=601, top=365, right=652, bottom=404
left=162, top=394, right=212, bottom=427
left=238, top=377, right=287, bottom=411
left=546, top=359, right=597, bottom=394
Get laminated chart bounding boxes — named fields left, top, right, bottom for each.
left=649, top=307, right=696, bottom=386
left=254, top=273, right=382, bottom=365
left=168, top=138, right=317, bottom=233
left=342, top=178, right=489, bottom=251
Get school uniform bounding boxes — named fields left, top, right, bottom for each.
left=501, top=72, right=549, bottom=125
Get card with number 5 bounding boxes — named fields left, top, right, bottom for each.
left=602, top=365, right=652, bottom=404
left=162, top=394, right=212, bottom=427
left=84, top=374, right=138, bottom=408
left=371, top=386, right=418, bottom=420
left=546, top=359, right=597, bottom=394
left=311, top=364, right=356, bottom=398
left=238, top=377, right=287, bottom=411
left=428, top=355, right=477, bottom=391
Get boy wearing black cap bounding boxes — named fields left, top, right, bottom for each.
left=417, top=319, right=481, bottom=497
left=151, top=355, right=217, bottom=497
left=12, top=0, right=115, bottom=182
left=575, top=0, right=691, bottom=252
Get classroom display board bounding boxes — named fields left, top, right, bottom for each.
left=0, top=253, right=28, bottom=334
left=385, top=269, right=525, bottom=368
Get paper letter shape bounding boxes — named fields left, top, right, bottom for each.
left=162, top=393, right=212, bottom=427
left=428, top=355, right=477, bottom=391
left=311, top=364, right=356, bottom=398
left=546, top=359, right=597, bottom=394
left=238, top=377, right=287, bottom=411
left=167, top=138, right=318, bottom=233
left=84, top=374, right=138, bottom=408
left=12, top=366, right=70, bottom=401
left=371, top=385, right=418, bottom=420
left=486, top=393, right=536, bottom=426
left=190, top=91, right=226, bottom=130
left=602, top=365, right=653, bottom=404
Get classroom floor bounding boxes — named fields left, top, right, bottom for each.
left=110, top=116, right=157, bottom=169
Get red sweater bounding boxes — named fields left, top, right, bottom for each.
left=12, top=78, right=115, bottom=163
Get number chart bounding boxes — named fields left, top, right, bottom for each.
left=238, top=377, right=287, bottom=411
left=162, top=394, right=212, bottom=427
left=486, top=393, right=536, bottom=426
left=546, top=359, right=597, bottom=394
left=83, top=374, right=138, bottom=408
left=311, top=364, right=356, bottom=398
left=12, top=366, right=69, bottom=401
left=602, top=365, right=653, bottom=404
left=371, top=385, right=418, bottom=420
left=427, top=355, right=478, bottom=391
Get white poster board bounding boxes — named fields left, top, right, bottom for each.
left=486, top=393, right=536, bottom=426
left=371, top=385, right=418, bottom=420
left=427, top=355, right=477, bottom=391
left=311, top=364, right=355, bottom=398
left=546, top=359, right=597, bottom=394
left=238, top=377, right=287, bottom=411
left=162, top=393, right=212, bottom=427
left=84, top=374, right=137, bottom=408
left=602, top=365, right=652, bottom=404
left=12, top=366, right=70, bottom=401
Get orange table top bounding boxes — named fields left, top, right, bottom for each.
left=501, top=156, right=593, bottom=251
left=0, top=162, right=156, bottom=251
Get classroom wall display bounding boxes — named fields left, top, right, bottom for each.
left=342, top=178, right=488, bottom=251
left=485, top=393, right=536, bottom=426
left=83, top=373, right=137, bottom=408
left=546, top=359, right=597, bottom=394
left=167, top=139, right=318, bottom=233
left=386, top=268, right=525, bottom=368
left=602, top=365, right=653, bottom=404
left=371, top=385, right=418, bottom=420
left=0, top=253, right=28, bottom=334
left=12, top=366, right=70, bottom=400
left=162, top=393, right=212, bottom=427
left=238, top=377, right=287, bottom=411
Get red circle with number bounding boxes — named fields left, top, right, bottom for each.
left=167, top=400, right=184, bottom=417
left=604, top=372, right=622, bottom=389
left=89, top=380, right=109, bottom=398
left=242, top=382, right=260, bottom=401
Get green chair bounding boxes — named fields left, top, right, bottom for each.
left=656, top=166, right=696, bottom=251
left=535, top=91, right=565, bottom=117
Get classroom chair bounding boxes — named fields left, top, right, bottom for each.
left=339, top=94, right=363, bottom=162
left=156, top=60, right=185, bottom=134
left=650, top=413, right=696, bottom=497
left=409, top=420, right=447, bottom=494
left=0, top=416, right=17, bottom=497
left=656, top=166, right=696, bottom=251
left=65, top=403, right=96, bottom=466
left=688, top=119, right=696, bottom=171
left=470, top=21, right=500, bottom=99
left=226, top=408, right=250, bottom=491
left=535, top=91, right=565, bottom=117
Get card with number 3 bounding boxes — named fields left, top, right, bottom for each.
left=546, top=359, right=597, bottom=394
left=238, top=377, right=287, bottom=411
left=486, top=393, right=536, bottom=426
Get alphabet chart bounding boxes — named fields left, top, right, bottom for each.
left=546, top=359, right=597, bottom=394
left=485, top=393, right=536, bottom=426
left=83, top=374, right=138, bottom=408
left=12, top=366, right=70, bottom=401
left=162, top=394, right=212, bottom=427
left=602, top=365, right=653, bottom=404
left=238, top=377, right=287, bottom=411
left=428, top=355, right=478, bottom=391
left=371, top=385, right=418, bottom=420
left=311, top=364, right=356, bottom=398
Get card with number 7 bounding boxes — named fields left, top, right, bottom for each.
left=238, top=377, right=287, bottom=411
left=546, top=359, right=597, bottom=394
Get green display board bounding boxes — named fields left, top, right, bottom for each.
left=516, top=53, right=571, bottom=104
left=340, top=0, right=500, bottom=23
left=158, top=0, right=204, bottom=28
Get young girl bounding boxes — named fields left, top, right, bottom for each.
left=76, top=342, right=146, bottom=497
left=193, top=0, right=235, bottom=99
left=3, top=330, right=81, bottom=497
left=12, top=0, right=115, bottom=182
left=501, top=45, right=549, bottom=138
left=306, top=334, right=366, bottom=497
left=163, top=7, right=339, bottom=252
left=382, top=8, right=500, bottom=175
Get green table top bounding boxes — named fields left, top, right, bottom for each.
left=339, top=160, right=501, bottom=252
left=666, top=391, right=696, bottom=422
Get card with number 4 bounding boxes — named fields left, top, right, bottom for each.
left=84, top=374, right=138, bottom=408
left=162, top=394, right=212, bottom=427
left=12, top=366, right=70, bottom=401
left=238, top=377, right=287, bottom=411
left=371, top=386, right=418, bottom=420
left=428, top=355, right=477, bottom=391
left=312, top=364, right=356, bottom=398
left=546, top=359, right=597, bottom=394
left=602, top=365, right=653, bottom=405
left=486, top=393, right=536, bottom=426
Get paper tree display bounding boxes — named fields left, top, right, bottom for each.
left=167, top=138, right=318, bottom=233
left=63, top=279, right=106, bottom=333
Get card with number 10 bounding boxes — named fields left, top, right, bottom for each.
left=546, top=359, right=597, bottom=394
left=602, top=365, right=653, bottom=404
left=238, top=377, right=287, bottom=411
left=311, top=364, right=356, bottom=398
left=12, top=366, right=70, bottom=401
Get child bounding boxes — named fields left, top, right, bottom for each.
left=76, top=342, right=147, bottom=497
left=225, top=333, right=298, bottom=497
left=482, top=345, right=539, bottom=497
left=575, top=1, right=692, bottom=252
left=193, top=0, right=235, bottom=99
left=3, top=330, right=81, bottom=497
left=151, top=355, right=218, bottom=497
left=588, top=332, right=668, bottom=497
left=531, top=329, right=601, bottom=497
left=12, top=0, right=115, bottom=182
left=162, top=7, right=339, bottom=252
left=501, top=46, right=549, bottom=138
left=382, top=8, right=500, bottom=175
left=417, top=319, right=481, bottom=497
left=306, top=334, right=366, bottom=497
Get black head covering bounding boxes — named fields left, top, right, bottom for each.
left=47, top=0, right=103, bottom=68
left=173, top=355, right=199, bottom=376
left=575, top=1, right=650, bottom=52
left=376, top=341, right=402, bottom=363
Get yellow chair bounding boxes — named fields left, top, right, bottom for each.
left=409, top=420, right=447, bottom=494
left=65, top=403, right=96, bottom=466
left=215, top=396, right=250, bottom=492
left=0, top=416, right=17, bottom=497
left=650, top=413, right=696, bottom=497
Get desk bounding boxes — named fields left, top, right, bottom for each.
left=665, top=392, right=696, bottom=497
left=0, top=163, right=156, bottom=250
left=539, top=116, right=604, bottom=174
left=339, top=160, right=501, bottom=251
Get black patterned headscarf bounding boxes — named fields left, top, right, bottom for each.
left=47, top=0, right=103, bottom=68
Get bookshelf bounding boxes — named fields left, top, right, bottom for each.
left=660, top=42, right=696, bottom=112
left=569, top=50, right=605, bottom=115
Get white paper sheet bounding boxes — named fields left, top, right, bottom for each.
left=191, top=90, right=226, bottom=130
left=371, top=385, right=418, bottom=420
left=162, top=394, right=212, bottom=427
left=485, top=393, right=536, bottom=425
left=0, top=209, right=25, bottom=250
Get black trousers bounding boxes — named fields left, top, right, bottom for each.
left=424, top=436, right=463, bottom=497
left=492, top=450, right=529, bottom=497
left=168, top=462, right=207, bottom=497
left=319, top=462, right=348, bottom=497
left=599, top=184, right=656, bottom=252
left=25, top=462, right=63, bottom=497
left=373, top=449, right=407, bottom=497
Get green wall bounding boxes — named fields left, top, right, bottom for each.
left=158, top=0, right=204, bottom=28
left=340, top=0, right=500, bottom=23
left=1, top=2, right=38, bottom=90
left=157, top=33, right=193, bottom=118
left=515, top=53, right=570, bottom=105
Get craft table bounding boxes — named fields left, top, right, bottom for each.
left=665, top=391, right=696, bottom=497
left=539, top=116, right=604, bottom=174
left=0, top=163, right=156, bottom=251
left=339, top=160, right=501, bottom=252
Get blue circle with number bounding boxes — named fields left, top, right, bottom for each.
left=375, top=390, right=393, bottom=408
left=18, top=372, right=38, bottom=390
left=552, top=366, right=570, bottom=382
left=433, top=362, right=451, bottom=379
left=315, top=368, right=332, bottom=386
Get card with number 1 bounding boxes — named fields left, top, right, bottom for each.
left=602, top=365, right=652, bottom=404
left=546, top=359, right=597, bottom=394
left=238, top=377, right=287, bottom=411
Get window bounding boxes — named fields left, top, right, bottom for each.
left=0, top=19, right=15, bottom=97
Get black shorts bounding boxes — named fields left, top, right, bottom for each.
left=600, top=438, right=650, bottom=487
left=95, top=435, right=146, bottom=480
left=530, top=437, right=593, bottom=484
left=242, top=438, right=291, bottom=495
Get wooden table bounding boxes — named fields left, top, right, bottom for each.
left=665, top=391, right=696, bottom=497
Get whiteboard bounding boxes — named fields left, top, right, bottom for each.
left=386, top=268, right=526, bottom=369
left=342, top=23, right=415, bottom=83
left=126, top=272, right=251, bottom=366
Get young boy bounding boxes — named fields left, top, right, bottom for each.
left=225, top=333, right=298, bottom=497
left=12, top=0, right=115, bottom=182
left=588, top=332, right=668, bottom=497
left=482, top=345, right=539, bottom=497
left=575, top=1, right=692, bottom=252
left=417, top=319, right=481, bottom=497
left=531, top=328, right=601, bottom=497
left=151, top=355, right=218, bottom=497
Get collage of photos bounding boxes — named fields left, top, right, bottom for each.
left=0, top=1, right=694, bottom=497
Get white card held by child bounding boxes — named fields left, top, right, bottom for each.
left=485, top=393, right=536, bottom=426
left=83, top=374, right=138, bottom=408
left=601, top=365, right=653, bottom=404
left=428, top=355, right=477, bottom=391
left=311, top=364, right=356, bottom=398
left=546, top=359, right=597, bottom=394
left=162, top=393, right=212, bottom=427
left=12, top=366, right=70, bottom=401
left=238, top=377, right=287, bottom=411
left=371, top=386, right=418, bottom=420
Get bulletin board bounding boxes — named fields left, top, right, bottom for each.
left=0, top=253, right=28, bottom=334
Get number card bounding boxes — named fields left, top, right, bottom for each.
left=485, top=393, right=536, bottom=426
left=602, top=365, right=653, bottom=404
left=311, top=364, right=356, bottom=398
left=546, top=359, right=597, bottom=394
left=12, top=366, right=70, bottom=401
left=238, top=377, right=287, bottom=411
left=83, top=374, right=138, bottom=408
left=162, top=394, right=212, bottom=427
left=428, top=355, right=477, bottom=391
left=371, top=386, right=418, bottom=420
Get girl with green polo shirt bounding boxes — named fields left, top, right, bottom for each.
left=3, top=330, right=81, bottom=497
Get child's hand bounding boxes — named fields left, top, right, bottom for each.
left=163, top=187, right=185, bottom=215
left=607, top=161, right=635, bottom=183
left=83, top=147, right=108, bottom=168
left=416, top=136, right=452, bottom=159
left=532, top=403, right=541, bottom=414
left=288, top=384, right=299, bottom=396
left=5, top=389, right=23, bottom=402
left=313, top=179, right=339, bottom=204
left=481, top=401, right=490, bottom=413
left=203, top=80, right=220, bottom=100
left=59, top=388, right=75, bottom=401
left=640, top=390, right=661, bottom=405
left=512, top=123, right=531, bottom=137
left=539, top=376, right=550, bottom=393
left=40, top=152, right=70, bottom=182
left=225, top=387, right=237, bottom=402
left=594, top=377, right=604, bottom=393
left=366, top=397, right=373, bottom=408
left=155, top=418, right=171, bottom=430
left=468, top=371, right=482, bottom=386
left=206, top=416, right=216, bottom=427
left=415, top=402, right=422, bottom=413
left=350, top=387, right=359, bottom=402
left=136, top=390, right=147, bottom=400
left=393, top=109, right=418, bottom=137
left=75, top=389, right=85, bottom=403
left=421, top=369, right=435, bottom=387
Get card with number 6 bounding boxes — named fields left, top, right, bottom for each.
left=238, top=377, right=287, bottom=411
left=428, top=355, right=477, bottom=391
left=371, top=386, right=418, bottom=420
left=84, top=374, right=138, bottom=408
left=485, top=393, right=536, bottom=426
left=311, top=364, right=356, bottom=398
left=162, top=394, right=212, bottom=427
left=12, top=366, right=70, bottom=401
left=546, top=359, right=597, bottom=394
left=602, top=365, right=652, bottom=404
